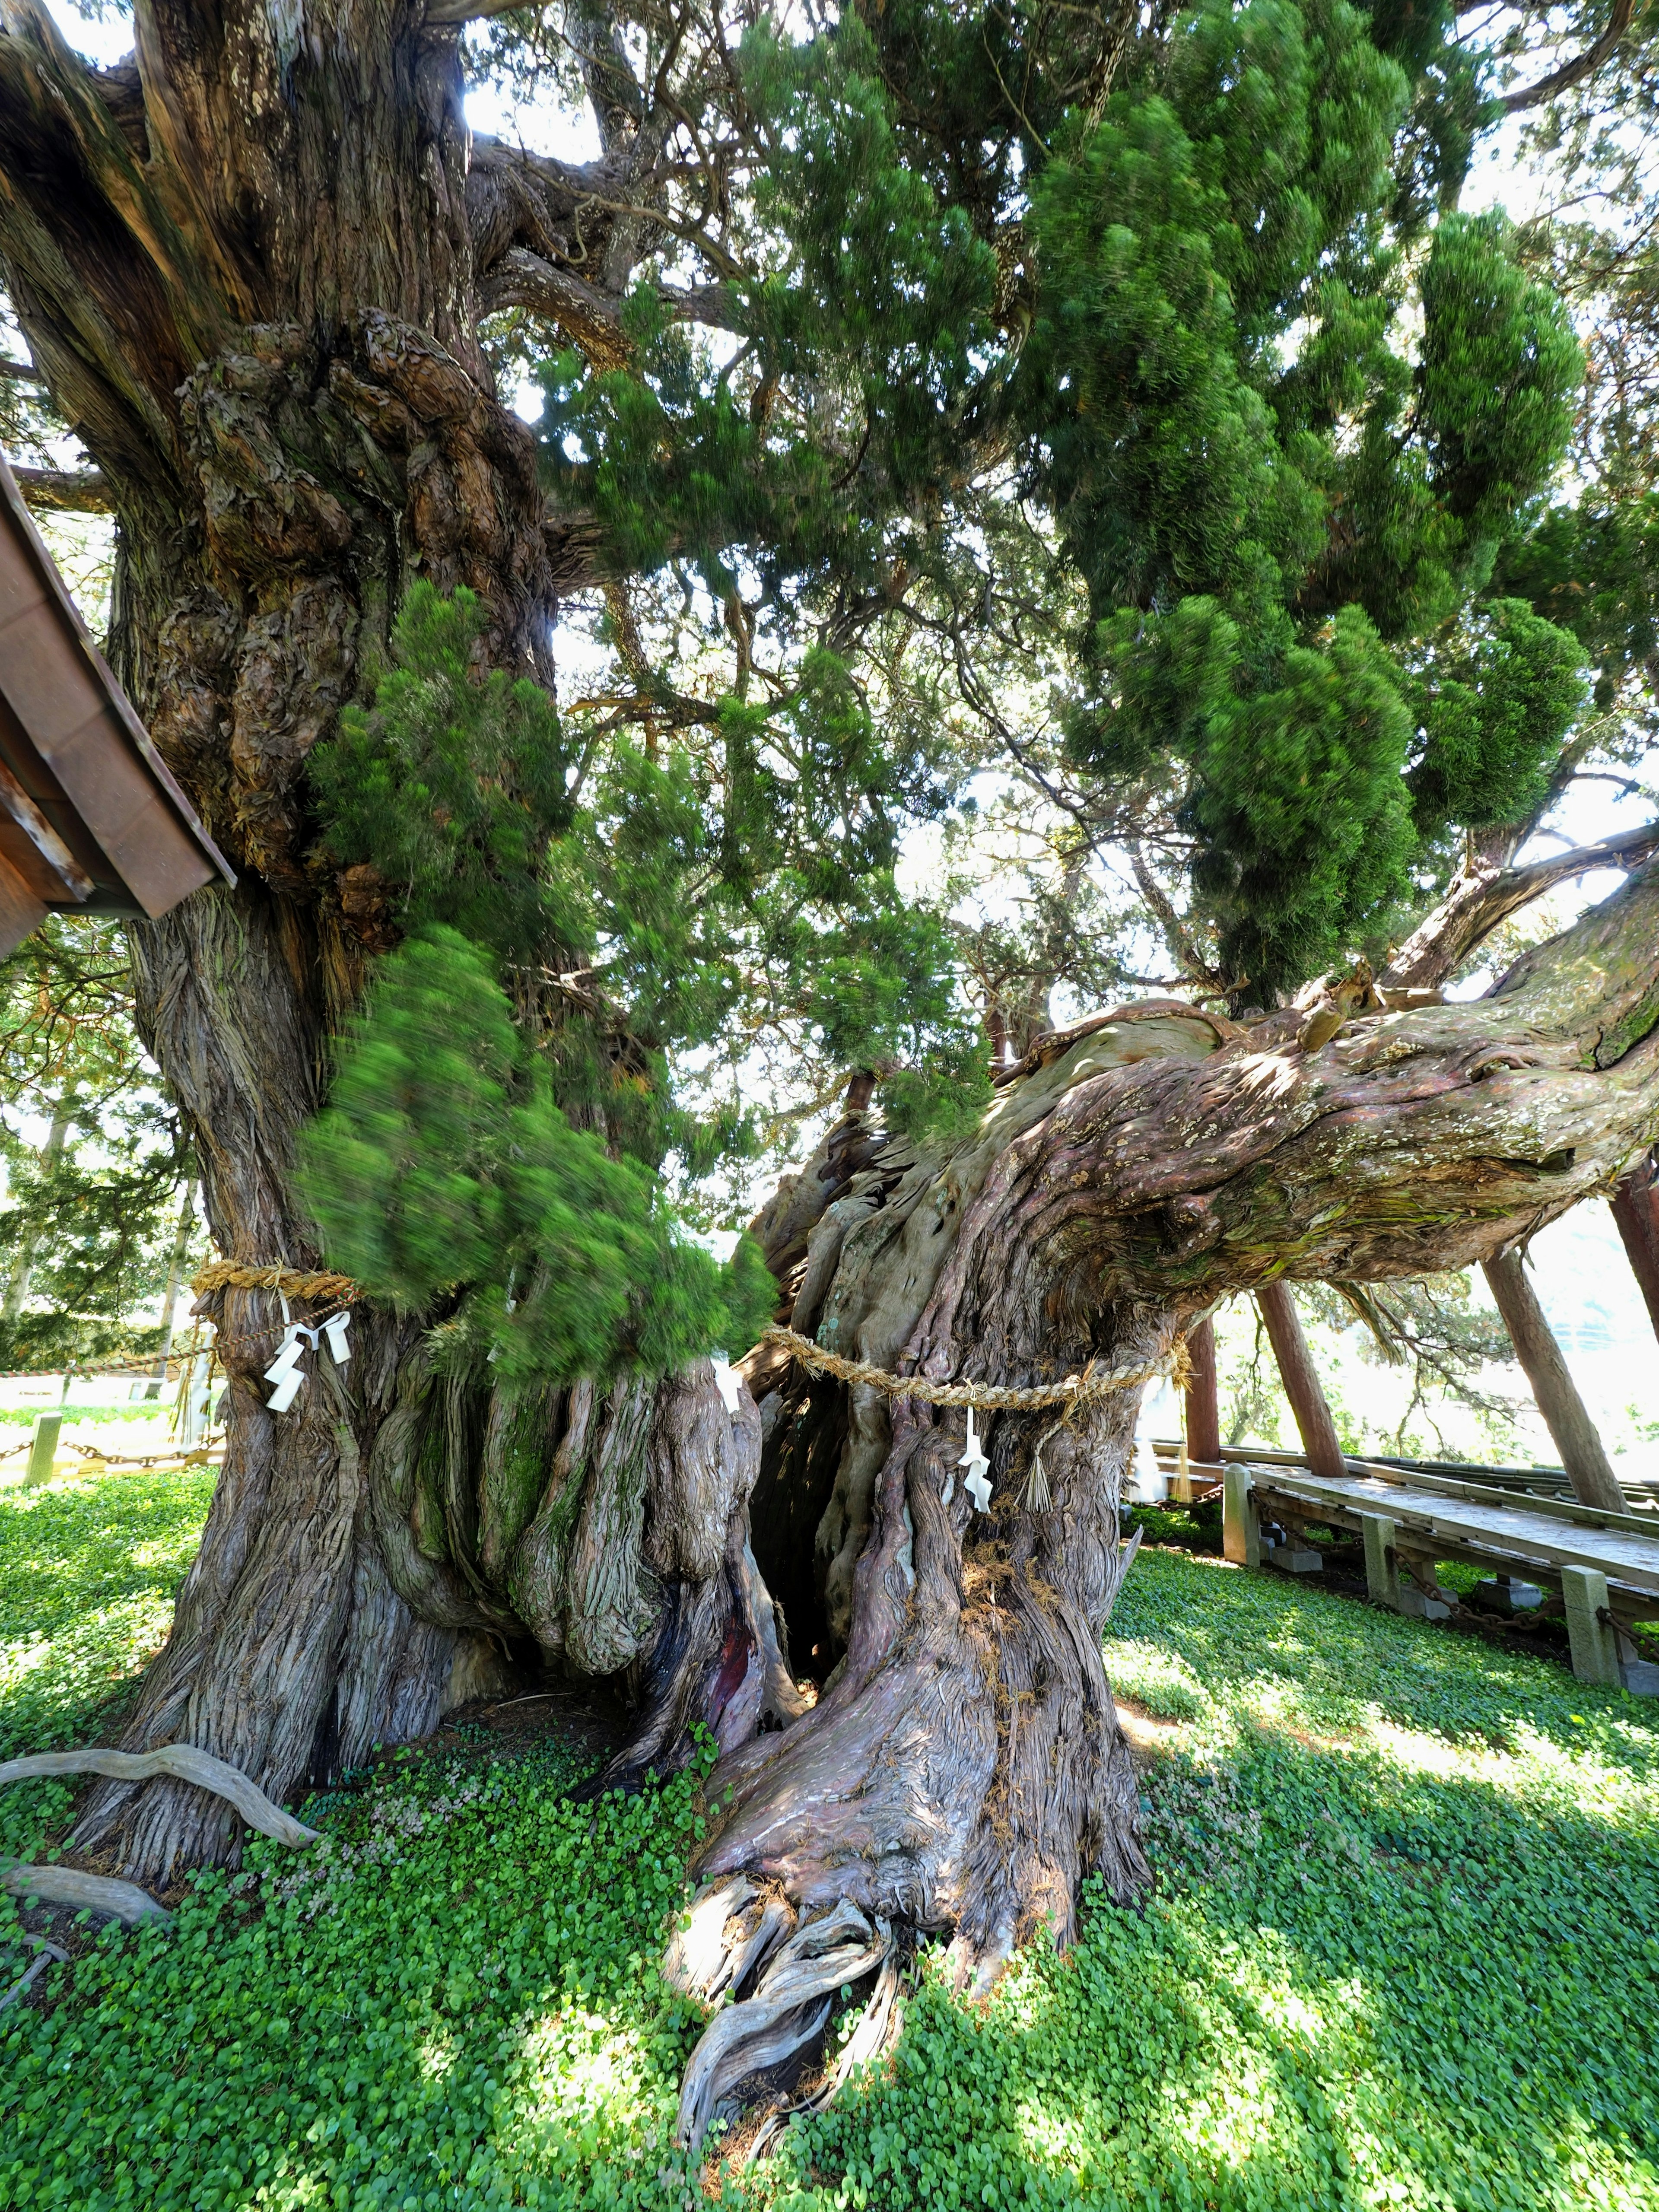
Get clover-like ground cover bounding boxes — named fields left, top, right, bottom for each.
left=1, top=1468, right=1656, bottom=2211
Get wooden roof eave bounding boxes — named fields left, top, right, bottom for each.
left=0, top=451, right=235, bottom=958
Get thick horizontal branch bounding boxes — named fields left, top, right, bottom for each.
left=924, top=861, right=1659, bottom=1331
left=1382, top=818, right=1659, bottom=991
left=424, top=0, right=533, bottom=20
left=10, top=464, right=114, bottom=512
left=481, top=246, right=633, bottom=367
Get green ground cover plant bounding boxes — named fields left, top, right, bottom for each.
left=0, top=1465, right=215, bottom=1860
left=0, top=1406, right=186, bottom=1428
left=2, top=1474, right=1656, bottom=2211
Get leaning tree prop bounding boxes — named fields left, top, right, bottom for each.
left=2, top=0, right=1657, bottom=2130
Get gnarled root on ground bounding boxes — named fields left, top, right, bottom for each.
left=666, top=1883, right=895, bottom=2152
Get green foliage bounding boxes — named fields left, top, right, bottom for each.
left=311, top=583, right=578, bottom=963
left=528, top=0, right=1593, bottom=1009
left=1408, top=599, right=1587, bottom=840
left=1030, top=3, right=1583, bottom=994
left=297, top=928, right=770, bottom=1383
left=0, top=920, right=198, bottom=1345
left=6, top=1486, right=1658, bottom=2209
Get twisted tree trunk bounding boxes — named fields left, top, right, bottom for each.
left=0, top=0, right=788, bottom=1881
left=687, top=890, right=1659, bottom=2009
left=4, top=0, right=1659, bottom=2041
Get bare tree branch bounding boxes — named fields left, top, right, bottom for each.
left=1382, top=817, right=1659, bottom=990
left=1499, top=0, right=1633, bottom=113
left=10, top=464, right=113, bottom=512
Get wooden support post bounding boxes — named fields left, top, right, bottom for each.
left=23, top=1411, right=60, bottom=1488
left=1561, top=1564, right=1622, bottom=1689
left=1183, top=1315, right=1223, bottom=1467
left=1222, top=1465, right=1260, bottom=1567
left=1360, top=1512, right=1400, bottom=1610
left=1255, top=1281, right=1346, bottom=1480
left=1481, top=1247, right=1626, bottom=1513
left=1610, top=1150, right=1659, bottom=1349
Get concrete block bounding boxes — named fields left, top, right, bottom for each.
left=1360, top=1512, right=1399, bottom=1609
left=1397, top=1588, right=1452, bottom=1622
left=1222, top=1465, right=1260, bottom=1568
left=1562, top=1564, right=1621, bottom=1688
left=23, top=1411, right=61, bottom=1488
left=1265, top=1541, right=1323, bottom=1574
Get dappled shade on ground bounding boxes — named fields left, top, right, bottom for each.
left=1, top=1472, right=1656, bottom=2209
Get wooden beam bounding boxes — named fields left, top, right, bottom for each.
left=1481, top=1247, right=1626, bottom=1513
left=1255, top=1281, right=1345, bottom=1479
left=1183, top=1315, right=1222, bottom=1465
left=1611, top=1150, right=1659, bottom=1348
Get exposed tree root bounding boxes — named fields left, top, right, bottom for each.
left=668, top=1891, right=893, bottom=2152
left=0, top=1745, right=321, bottom=1848
left=741, top=1943, right=907, bottom=2166
left=0, top=1935, right=68, bottom=2012
left=1, top=1864, right=172, bottom=1926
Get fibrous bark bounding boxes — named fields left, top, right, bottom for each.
left=5, top=0, right=1659, bottom=2029
left=0, top=0, right=772, bottom=1881
left=699, top=892, right=1659, bottom=1990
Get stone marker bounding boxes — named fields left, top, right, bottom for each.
left=1561, top=1563, right=1621, bottom=1688
left=23, top=1411, right=61, bottom=1488
left=1360, top=1512, right=1399, bottom=1609
left=1222, top=1465, right=1260, bottom=1568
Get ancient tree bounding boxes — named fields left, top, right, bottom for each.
left=2, top=0, right=1656, bottom=2067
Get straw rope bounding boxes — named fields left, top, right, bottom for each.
left=759, top=1325, right=1187, bottom=1411
left=192, top=1261, right=363, bottom=1306
left=185, top=1272, right=1183, bottom=1410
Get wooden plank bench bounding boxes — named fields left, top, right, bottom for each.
left=1215, top=1458, right=1659, bottom=1692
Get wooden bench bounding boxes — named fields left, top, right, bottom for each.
left=1215, top=1457, right=1659, bottom=1692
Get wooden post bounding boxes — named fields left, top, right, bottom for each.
left=1183, top=1315, right=1223, bottom=1467
left=1481, top=1247, right=1626, bottom=1513
left=1255, top=1281, right=1346, bottom=1479
left=1222, top=1465, right=1260, bottom=1567
left=1561, top=1564, right=1622, bottom=1688
left=23, top=1411, right=61, bottom=1488
left=1610, top=1150, right=1659, bottom=1348
left=1360, top=1512, right=1399, bottom=1610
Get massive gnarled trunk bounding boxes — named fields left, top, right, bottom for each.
left=686, top=883, right=1659, bottom=2004
left=4, top=0, right=1659, bottom=2035
left=0, top=0, right=795, bottom=1879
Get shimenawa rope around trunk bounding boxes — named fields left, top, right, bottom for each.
left=191, top=1265, right=1187, bottom=1411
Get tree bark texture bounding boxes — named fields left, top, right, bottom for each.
left=0, top=0, right=792, bottom=1879
left=1610, top=1149, right=1659, bottom=1348
left=1255, top=1281, right=1345, bottom=1479
left=710, top=909, right=1659, bottom=1985
left=1480, top=1248, right=1627, bottom=1513
left=5, top=0, right=1659, bottom=1985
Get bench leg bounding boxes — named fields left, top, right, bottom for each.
left=1360, top=1513, right=1399, bottom=1610
left=1222, top=1466, right=1260, bottom=1568
left=1562, top=1564, right=1622, bottom=1689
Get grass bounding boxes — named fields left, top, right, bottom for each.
left=2, top=1473, right=1657, bottom=2210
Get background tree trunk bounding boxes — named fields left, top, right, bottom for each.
left=1182, top=1314, right=1222, bottom=1465
left=1610, top=1149, right=1659, bottom=1348
left=1481, top=1247, right=1627, bottom=1512
left=1256, top=1282, right=1346, bottom=1479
